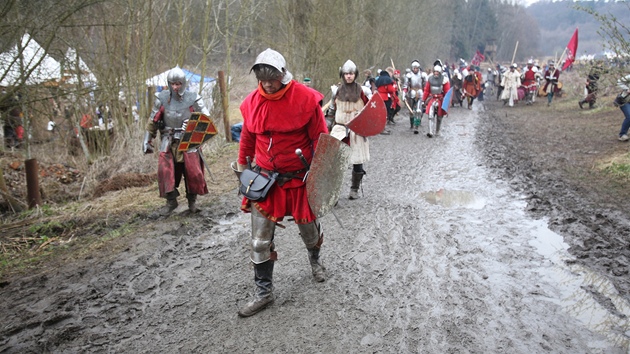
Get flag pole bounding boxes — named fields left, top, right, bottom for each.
left=511, top=41, right=519, bottom=65
left=557, top=47, right=567, bottom=67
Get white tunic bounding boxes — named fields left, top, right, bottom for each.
left=500, top=70, right=521, bottom=103
left=330, top=99, right=369, bottom=165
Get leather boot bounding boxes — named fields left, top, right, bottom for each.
left=159, top=192, right=178, bottom=216
left=186, top=193, right=199, bottom=213
left=578, top=100, right=584, bottom=109
left=238, top=261, right=275, bottom=317
left=349, top=171, right=364, bottom=200
left=308, top=248, right=326, bottom=282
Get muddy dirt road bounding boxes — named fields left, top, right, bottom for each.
left=1, top=101, right=629, bottom=353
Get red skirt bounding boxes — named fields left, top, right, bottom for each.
left=240, top=178, right=315, bottom=224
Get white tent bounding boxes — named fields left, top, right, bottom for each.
left=0, top=33, right=61, bottom=86
left=62, top=48, right=97, bottom=86
left=146, top=68, right=216, bottom=108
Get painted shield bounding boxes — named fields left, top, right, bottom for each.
left=346, top=93, right=387, bottom=137
left=177, top=112, right=218, bottom=152
left=307, top=134, right=351, bottom=218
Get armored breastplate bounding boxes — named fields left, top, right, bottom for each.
left=428, top=76, right=442, bottom=94
left=409, top=73, right=424, bottom=89
left=157, top=90, right=198, bottom=128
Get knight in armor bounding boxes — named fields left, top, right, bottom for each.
left=543, top=60, right=561, bottom=107
left=143, top=66, right=210, bottom=215
left=422, top=64, right=451, bottom=138
left=521, top=59, right=541, bottom=105
left=403, top=60, right=428, bottom=133
left=328, top=60, right=371, bottom=200
left=233, top=48, right=329, bottom=317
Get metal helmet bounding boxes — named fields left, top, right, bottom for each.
left=251, top=48, right=293, bottom=84
left=167, top=66, right=187, bottom=97
left=339, top=60, right=359, bottom=79
left=433, top=65, right=443, bottom=73
left=411, top=60, right=421, bottom=69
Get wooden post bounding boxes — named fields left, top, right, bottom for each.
left=511, top=41, right=519, bottom=65
left=25, top=158, right=41, bottom=208
left=218, top=71, right=232, bottom=142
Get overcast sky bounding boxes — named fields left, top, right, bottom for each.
left=520, top=0, right=539, bottom=6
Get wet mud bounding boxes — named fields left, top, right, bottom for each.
left=1, top=99, right=629, bottom=353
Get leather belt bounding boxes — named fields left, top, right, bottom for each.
left=260, top=168, right=306, bottom=178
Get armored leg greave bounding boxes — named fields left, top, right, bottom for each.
left=298, top=221, right=325, bottom=282
left=239, top=208, right=278, bottom=317
left=250, top=207, right=276, bottom=264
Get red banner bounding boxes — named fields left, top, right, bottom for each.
left=471, top=50, right=485, bottom=66
left=562, top=28, right=578, bottom=71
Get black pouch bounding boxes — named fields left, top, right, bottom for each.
left=613, top=92, right=630, bottom=107
left=239, top=168, right=277, bottom=201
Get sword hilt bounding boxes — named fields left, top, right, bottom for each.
left=295, top=149, right=310, bottom=170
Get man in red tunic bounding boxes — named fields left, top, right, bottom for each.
left=521, top=59, right=540, bottom=105
left=543, top=60, right=561, bottom=107
left=235, top=48, right=329, bottom=317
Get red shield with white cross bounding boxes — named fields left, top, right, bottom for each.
left=346, top=93, right=387, bottom=137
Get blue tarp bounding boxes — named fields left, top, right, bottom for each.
left=231, top=122, right=243, bottom=142
left=182, top=68, right=215, bottom=85
left=149, top=68, right=215, bottom=91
